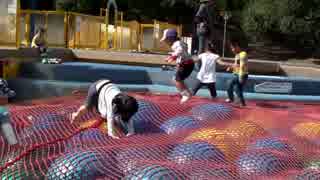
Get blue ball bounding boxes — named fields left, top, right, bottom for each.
left=31, top=113, right=66, bottom=124
left=20, top=122, right=62, bottom=141
left=191, top=103, right=233, bottom=122
left=68, top=129, right=106, bottom=149
left=248, top=138, right=295, bottom=153
left=160, top=116, right=200, bottom=134
left=73, top=128, right=105, bottom=141
left=124, top=164, right=187, bottom=180
left=116, top=146, right=169, bottom=174
left=237, top=151, right=286, bottom=176
left=189, top=165, right=238, bottom=180
left=47, top=150, right=119, bottom=180
left=131, top=100, right=162, bottom=133
left=294, top=170, right=320, bottom=180
left=168, top=142, right=225, bottom=164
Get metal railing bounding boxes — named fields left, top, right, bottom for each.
left=1, top=8, right=182, bottom=53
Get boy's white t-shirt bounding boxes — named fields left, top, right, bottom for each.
left=197, top=52, right=220, bottom=83
left=96, top=80, right=134, bottom=136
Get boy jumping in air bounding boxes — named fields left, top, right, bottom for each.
left=160, top=29, right=195, bottom=104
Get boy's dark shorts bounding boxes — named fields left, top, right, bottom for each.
left=175, top=60, right=194, bottom=81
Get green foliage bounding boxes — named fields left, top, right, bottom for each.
left=241, top=0, right=320, bottom=46
left=57, top=0, right=103, bottom=15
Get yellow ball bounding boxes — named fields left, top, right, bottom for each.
left=184, top=128, right=241, bottom=161
left=292, top=122, right=320, bottom=140
left=226, top=121, right=268, bottom=148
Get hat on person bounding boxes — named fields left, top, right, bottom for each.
left=160, top=29, right=178, bottom=42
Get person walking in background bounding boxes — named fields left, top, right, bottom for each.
left=194, top=0, right=215, bottom=54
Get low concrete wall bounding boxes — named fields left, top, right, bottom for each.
left=7, top=78, right=150, bottom=101
left=17, top=62, right=320, bottom=96
left=1, top=47, right=320, bottom=79
left=0, top=47, right=75, bottom=60
left=280, top=64, right=320, bottom=79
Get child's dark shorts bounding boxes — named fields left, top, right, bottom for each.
left=175, top=60, right=194, bottom=81
left=85, top=80, right=111, bottom=111
left=85, top=81, right=100, bottom=110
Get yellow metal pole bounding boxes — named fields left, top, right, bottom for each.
left=73, top=14, right=76, bottom=48
left=45, top=12, right=49, bottom=46
left=105, top=8, right=109, bottom=50
left=120, top=12, right=123, bottom=50
left=16, top=0, right=21, bottom=48
left=140, top=24, right=143, bottom=51
left=45, top=12, right=48, bottom=30
left=64, top=12, right=69, bottom=48
left=128, top=21, right=132, bottom=50
left=99, top=18, right=102, bottom=49
left=25, top=13, right=31, bottom=47
left=153, top=20, right=157, bottom=51
left=86, top=18, right=89, bottom=49
left=178, top=24, right=182, bottom=36
left=78, top=16, right=81, bottom=49
left=114, top=10, right=118, bottom=50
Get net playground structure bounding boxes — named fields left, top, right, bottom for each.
left=1, top=92, right=320, bottom=179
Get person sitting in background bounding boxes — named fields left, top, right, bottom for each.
left=0, top=79, right=16, bottom=98
left=31, top=27, right=47, bottom=54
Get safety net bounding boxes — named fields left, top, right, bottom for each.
left=1, top=92, right=320, bottom=179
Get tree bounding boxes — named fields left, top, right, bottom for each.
left=241, top=0, right=320, bottom=47
left=57, top=0, right=102, bottom=15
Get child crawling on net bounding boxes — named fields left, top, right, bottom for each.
left=71, top=79, right=139, bottom=139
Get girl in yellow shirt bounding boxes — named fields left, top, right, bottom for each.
left=225, top=39, right=249, bottom=107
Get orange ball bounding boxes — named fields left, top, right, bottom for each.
left=79, top=119, right=107, bottom=133
left=226, top=121, right=268, bottom=148
left=184, top=128, right=241, bottom=161
left=292, top=122, right=320, bottom=140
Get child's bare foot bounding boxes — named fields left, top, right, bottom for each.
left=180, top=92, right=192, bottom=104
left=72, top=90, right=80, bottom=95
left=70, top=112, right=78, bottom=124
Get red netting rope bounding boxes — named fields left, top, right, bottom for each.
left=0, top=117, right=103, bottom=173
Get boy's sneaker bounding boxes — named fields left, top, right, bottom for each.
left=225, top=99, right=233, bottom=103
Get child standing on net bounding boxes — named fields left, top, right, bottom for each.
left=71, top=79, right=139, bottom=139
left=160, top=29, right=194, bottom=104
left=225, top=38, right=249, bottom=107
left=192, top=43, right=227, bottom=98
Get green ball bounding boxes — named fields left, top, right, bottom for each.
left=305, top=160, right=320, bottom=170
left=1, top=167, right=42, bottom=179
left=1, top=168, right=28, bottom=180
